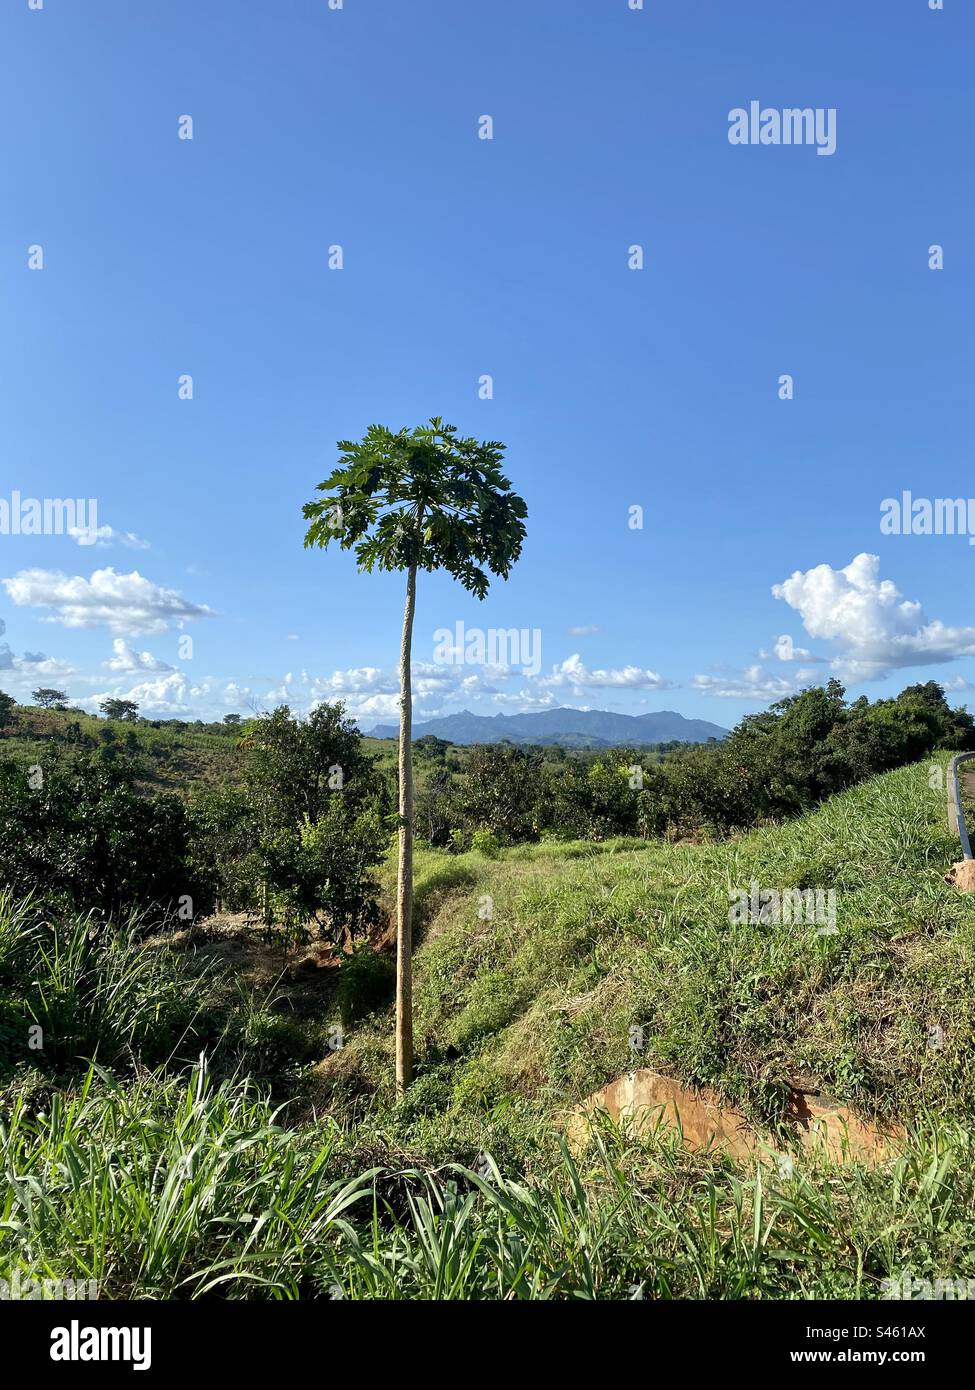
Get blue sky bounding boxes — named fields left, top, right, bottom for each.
left=2, top=0, right=972, bottom=730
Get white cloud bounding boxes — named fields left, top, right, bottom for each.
left=773, top=553, right=975, bottom=680
left=0, top=617, right=75, bottom=686
left=2, top=567, right=215, bottom=636
left=0, top=645, right=75, bottom=680
left=334, top=692, right=403, bottom=720
left=490, top=688, right=558, bottom=709
left=538, top=653, right=671, bottom=692
left=84, top=672, right=212, bottom=716
left=691, top=666, right=812, bottom=700
left=105, top=638, right=174, bottom=674
left=311, top=666, right=397, bottom=696
left=567, top=624, right=601, bottom=637
left=69, top=524, right=150, bottom=550
left=772, top=634, right=823, bottom=663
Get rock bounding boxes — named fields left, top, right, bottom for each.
left=567, top=1071, right=757, bottom=1161
left=784, top=1091, right=904, bottom=1164
left=946, top=860, right=975, bottom=893
left=568, top=1069, right=903, bottom=1168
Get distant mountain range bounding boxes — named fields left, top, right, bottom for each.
left=365, top=707, right=728, bottom=748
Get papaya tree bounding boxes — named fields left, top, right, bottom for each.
left=303, top=419, right=527, bottom=1092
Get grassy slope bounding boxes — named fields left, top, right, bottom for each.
left=0, top=708, right=241, bottom=794
left=321, top=753, right=975, bottom=1138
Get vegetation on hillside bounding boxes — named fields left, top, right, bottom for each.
left=1, top=755, right=974, bottom=1298
left=0, top=678, right=970, bottom=928
left=1, top=670, right=974, bottom=1298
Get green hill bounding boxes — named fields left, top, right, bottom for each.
left=0, top=706, right=242, bottom=794
left=321, top=754, right=975, bottom=1132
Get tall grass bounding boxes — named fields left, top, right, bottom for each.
left=0, top=1063, right=376, bottom=1299
left=4, top=1073, right=974, bottom=1299
left=0, top=892, right=213, bottom=1073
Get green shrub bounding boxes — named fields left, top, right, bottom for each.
left=471, top=829, right=502, bottom=859
left=336, top=946, right=396, bottom=1029
left=0, top=752, right=202, bottom=919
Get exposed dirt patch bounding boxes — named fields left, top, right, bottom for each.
left=568, top=1069, right=905, bottom=1167
left=946, top=860, right=975, bottom=893
left=143, top=910, right=392, bottom=1018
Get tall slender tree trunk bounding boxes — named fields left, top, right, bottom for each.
left=396, top=560, right=418, bottom=1094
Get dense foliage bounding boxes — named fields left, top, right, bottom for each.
left=0, top=751, right=199, bottom=919
left=0, top=701, right=392, bottom=939
left=418, top=681, right=975, bottom=848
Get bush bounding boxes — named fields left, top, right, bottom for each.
left=242, top=703, right=392, bottom=938
left=0, top=752, right=203, bottom=919
left=414, top=767, right=458, bottom=848
left=336, top=946, right=396, bottom=1029
left=459, top=745, right=544, bottom=845
left=471, top=829, right=502, bottom=858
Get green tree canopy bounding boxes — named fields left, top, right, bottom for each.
left=33, top=688, right=69, bottom=710
left=100, top=698, right=140, bottom=722
left=302, top=418, right=527, bottom=595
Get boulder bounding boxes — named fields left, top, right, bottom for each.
left=946, top=859, right=975, bottom=892
left=568, top=1069, right=903, bottom=1167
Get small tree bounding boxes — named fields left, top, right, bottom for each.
left=242, top=702, right=390, bottom=938
left=33, top=688, right=69, bottom=710
left=100, top=697, right=139, bottom=722
left=303, top=419, right=527, bottom=1092
left=0, top=691, right=16, bottom=731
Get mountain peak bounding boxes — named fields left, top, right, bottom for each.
left=365, top=707, right=728, bottom=747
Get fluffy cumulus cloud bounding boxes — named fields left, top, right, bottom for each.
left=2, top=567, right=215, bottom=636
left=771, top=634, right=823, bottom=663
left=105, top=638, right=174, bottom=674
left=772, top=553, right=975, bottom=680
left=691, top=665, right=814, bottom=700
left=84, top=672, right=212, bottom=717
left=538, top=653, right=671, bottom=692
